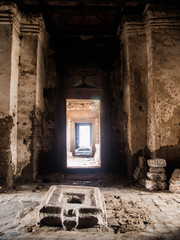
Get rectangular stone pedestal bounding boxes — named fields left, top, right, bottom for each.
left=37, top=185, right=107, bottom=230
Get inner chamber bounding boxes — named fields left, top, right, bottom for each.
left=66, top=99, right=101, bottom=168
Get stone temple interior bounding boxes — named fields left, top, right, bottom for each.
left=0, top=0, right=180, bottom=239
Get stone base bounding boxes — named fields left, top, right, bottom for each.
left=149, top=167, right=165, bottom=173
left=37, top=185, right=107, bottom=230
left=145, top=180, right=167, bottom=191
left=147, top=172, right=167, bottom=181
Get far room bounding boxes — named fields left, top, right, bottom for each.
left=66, top=99, right=101, bottom=168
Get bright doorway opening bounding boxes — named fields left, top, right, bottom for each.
left=66, top=99, right=101, bottom=168
left=78, top=124, right=91, bottom=147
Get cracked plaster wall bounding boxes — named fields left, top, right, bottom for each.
left=119, top=4, right=180, bottom=178
left=0, top=3, right=49, bottom=185
left=0, top=3, right=20, bottom=186
left=17, top=13, right=47, bottom=181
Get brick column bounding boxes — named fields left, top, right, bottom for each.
left=0, top=4, right=20, bottom=186
left=17, top=14, right=47, bottom=180
left=145, top=5, right=180, bottom=158
left=120, top=21, right=148, bottom=179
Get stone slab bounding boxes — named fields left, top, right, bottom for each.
left=149, top=167, right=165, bottom=173
left=147, top=158, right=167, bottom=168
left=138, top=178, right=146, bottom=187
left=169, top=169, right=180, bottom=193
left=145, top=179, right=159, bottom=191
left=158, top=181, right=167, bottom=191
left=147, top=172, right=167, bottom=181
left=37, top=185, right=107, bottom=230
left=145, top=180, right=167, bottom=191
left=133, top=166, right=147, bottom=180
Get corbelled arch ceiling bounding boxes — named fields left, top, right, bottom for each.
left=15, top=0, right=177, bottom=69
left=17, top=0, right=147, bottom=36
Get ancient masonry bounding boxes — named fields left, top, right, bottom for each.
left=37, top=185, right=107, bottom=230
left=169, top=169, right=180, bottom=193
left=133, top=156, right=148, bottom=186
left=145, top=159, right=167, bottom=191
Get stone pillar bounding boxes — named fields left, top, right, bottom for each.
left=145, top=5, right=180, bottom=158
left=0, top=4, right=20, bottom=186
left=120, top=21, right=147, bottom=179
left=17, top=14, right=47, bottom=181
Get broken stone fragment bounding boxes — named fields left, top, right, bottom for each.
left=133, top=166, right=147, bottom=180
left=147, top=172, right=167, bottom=181
left=145, top=180, right=159, bottom=191
left=149, top=167, right=165, bottom=173
left=147, top=158, right=167, bottom=168
left=145, top=179, right=167, bottom=191
left=169, top=169, right=180, bottom=193
left=138, top=156, right=147, bottom=168
left=158, top=181, right=167, bottom=191
left=170, top=169, right=180, bottom=181
left=169, top=184, right=180, bottom=193
left=138, top=178, right=146, bottom=187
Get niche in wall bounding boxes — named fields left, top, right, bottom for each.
left=66, top=99, right=101, bottom=168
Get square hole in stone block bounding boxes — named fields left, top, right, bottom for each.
left=37, top=185, right=107, bottom=230
left=63, top=193, right=85, bottom=204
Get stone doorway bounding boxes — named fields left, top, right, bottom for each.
left=66, top=99, right=101, bottom=168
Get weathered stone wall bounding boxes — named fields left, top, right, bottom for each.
left=56, top=61, right=112, bottom=171
left=145, top=5, right=180, bottom=153
left=17, top=14, right=47, bottom=181
left=110, top=60, right=126, bottom=173
left=0, top=114, right=13, bottom=187
left=0, top=3, right=20, bottom=186
left=120, top=21, right=148, bottom=179
left=119, top=4, right=180, bottom=178
left=145, top=4, right=180, bottom=176
left=0, top=3, right=49, bottom=185
left=42, top=39, right=57, bottom=154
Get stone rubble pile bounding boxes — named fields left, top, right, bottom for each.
left=169, top=169, right=180, bottom=193
left=145, top=158, right=167, bottom=191
left=133, top=156, right=148, bottom=186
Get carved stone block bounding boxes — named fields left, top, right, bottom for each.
left=37, top=185, right=107, bottom=230
left=147, top=158, right=167, bottom=168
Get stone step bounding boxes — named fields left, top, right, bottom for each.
left=147, top=158, right=167, bottom=168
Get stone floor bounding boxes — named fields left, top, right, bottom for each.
left=67, top=156, right=100, bottom=168
left=0, top=173, right=180, bottom=239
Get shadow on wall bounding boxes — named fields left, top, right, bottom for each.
left=39, top=150, right=61, bottom=174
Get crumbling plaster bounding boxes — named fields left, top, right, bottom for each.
left=0, top=3, right=51, bottom=185
left=0, top=2, right=180, bottom=185
left=17, top=13, right=47, bottom=180
left=119, top=4, right=180, bottom=178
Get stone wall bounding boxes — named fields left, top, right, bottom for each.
left=0, top=114, right=13, bottom=187
left=0, top=2, right=179, bottom=184
left=0, top=3, right=20, bottom=186
left=0, top=3, right=49, bottom=185
left=119, top=4, right=180, bottom=179
left=110, top=60, right=126, bottom=173
left=16, top=13, right=47, bottom=181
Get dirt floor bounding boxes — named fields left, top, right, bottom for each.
left=0, top=173, right=180, bottom=239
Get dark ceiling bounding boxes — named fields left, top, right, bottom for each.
left=16, top=0, right=148, bottom=36
left=14, top=0, right=178, bottom=70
